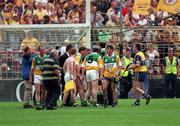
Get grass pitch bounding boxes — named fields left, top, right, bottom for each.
left=0, top=99, right=180, bottom=126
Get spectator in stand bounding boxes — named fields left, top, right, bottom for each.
left=72, top=0, right=83, bottom=6
left=59, top=16, right=67, bottom=24
left=171, top=17, right=178, bottom=26
left=106, top=0, right=118, bottom=19
left=64, top=0, right=74, bottom=15
left=71, top=17, right=79, bottom=23
left=23, top=2, right=34, bottom=18
left=11, top=14, right=21, bottom=24
left=13, top=6, right=21, bottom=17
left=34, top=2, right=47, bottom=22
left=105, top=13, right=119, bottom=27
left=146, top=44, right=159, bottom=63
left=94, top=14, right=104, bottom=27
left=45, top=2, right=55, bottom=16
left=95, top=0, right=110, bottom=17
left=105, top=13, right=119, bottom=45
left=152, top=55, right=162, bottom=78
left=124, top=22, right=134, bottom=42
left=42, top=15, right=51, bottom=24
left=57, top=8, right=66, bottom=19
left=0, top=0, right=6, bottom=12
left=147, top=7, right=156, bottom=25
left=32, top=14, right=41, bottom=24
left=67, top=5, right=81, bottom=22
left=24, top=0, right=35, bottom=5
left=123, top=7, right=136, bottom=26
left=90, top=5, right=104, bottom=26
left=1, top=3, right=14, bottom=25
left=50, top=12, right=58, bottom=23
left=36, top=0, right=48, bottom=4
left=122, top=0, right=133, bottom=17
left=20, top=14, right=33, bottom=24
left=79, top=10, right=86, bottom=23
left=138, top=15, right=148, bottom=26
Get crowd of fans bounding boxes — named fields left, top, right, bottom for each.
left=0, top=0, right=86, bottom=24
left=0, top=0, right=180, bottom=25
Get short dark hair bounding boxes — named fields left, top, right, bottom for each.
left=106, top=45, right=114, bottom=50
left=93, top=47, right=99, bottom=53
left=79, top=47, right=86, bottom=53
left=24, top=46, right=30, bottom=53
left=99, top=42, right=106, bottom=48
left=66, top=44, right=73, bottom=52
left=69, top=48, right=77, bottom=55
left=135, top=43, right=141, bottom=51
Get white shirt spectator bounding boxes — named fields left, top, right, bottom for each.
left=147, top=47, right=159, bottom=62
left=138, top=18, right=148, bottom=26
left=36, top=0, right=48, bottom=4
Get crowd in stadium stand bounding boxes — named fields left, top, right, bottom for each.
left=0, top=0, right=179, bottom=25
left=0, top=0, right=86, bottom=24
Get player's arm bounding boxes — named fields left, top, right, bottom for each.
left=98, top=56, right=104, bottom=79
left=71, top=60, right=76, bottom=80
left=75, top=55, right=80, bottom=65
left=53, top=60, right=61, bottom=78
left=128, top=55, right=142, bottom=69
left=29, top=59, right=36, bottom=84
left=115, top=55, right=122, bottom=75
left=63, top=61, right=67, bottom=73
left=81, top=58, right=86, bottom=79
left=74, top=55, right=81, bottom=75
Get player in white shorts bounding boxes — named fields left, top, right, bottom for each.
left=82, top=47, right=104, bottom=107
left=30, top=45, right=48, bottom=110
left=62, top=48, right=77, bottom=107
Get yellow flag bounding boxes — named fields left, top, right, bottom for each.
left=133, top=0, right=151, bottom=15
left=156, top=0, right=180, bottom=14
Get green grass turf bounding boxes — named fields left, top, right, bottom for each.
left=0, top=99, right=180, bottom=126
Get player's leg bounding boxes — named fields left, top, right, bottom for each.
left=40, top=84, right=45, bottom=107
left=23, top=80, right=33, bottom=108
left=102, top=78, right=109, bottom=107
left=91, top=70, right=100, bottom=107
left=85, top=70, right=92, bottom=103
left=61, top=90, right=70, bottom=107
left=70, top=84, right=78, bottom=106
left=111, top=81, right=117, bottom=107
left=91, top=79, right=99, bottom=107
left=75, top=76, right=87, bottom=106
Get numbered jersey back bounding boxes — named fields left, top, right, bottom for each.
left=83, top=52, right=103, bottom=71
